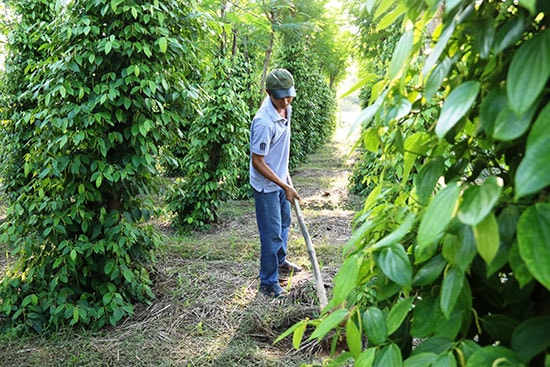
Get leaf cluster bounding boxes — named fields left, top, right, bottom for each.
left=284, top=0, right=550, bottom=366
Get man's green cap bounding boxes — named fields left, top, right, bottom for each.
left=266, top=68, right=296, bottom=99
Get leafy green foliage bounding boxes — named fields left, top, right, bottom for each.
left=289, top=0, right=352, bottom=89
left=164, top=0, right=264, bottom=231
left=287, top=1, right=550, bottom=366
left=167, top=57, right=252, bottom=230
left=167, top=0, right=342, bottom=231
left=0, top=0, right=204, bottom=333
left=0, top=0, right=55, bottom=202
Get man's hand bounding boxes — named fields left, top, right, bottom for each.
left=284, top=185, right=301, bottom=204
left=285, top=174, right=301, bottom=204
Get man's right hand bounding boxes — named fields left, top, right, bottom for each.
left=284, top=185, right=301, bottom=204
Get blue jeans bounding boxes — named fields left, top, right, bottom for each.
left=253, top=188, right=291, bottom=286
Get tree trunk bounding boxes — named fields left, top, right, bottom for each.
left=260, top=31, right=274, bottom=95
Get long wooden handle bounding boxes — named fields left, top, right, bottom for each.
left=290, top=192, right=328, bottom=310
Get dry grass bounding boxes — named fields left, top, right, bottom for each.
left=0, top=112, right=362, bottom=367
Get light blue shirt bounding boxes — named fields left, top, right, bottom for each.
left=249, top=96, right=291, bottom=193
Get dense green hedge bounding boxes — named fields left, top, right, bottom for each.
left=0, top=0, right=204, bottom=333
left=276, top=38, right=337, bottom=169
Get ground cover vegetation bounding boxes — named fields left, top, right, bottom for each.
left=282, top=0, right=550, bottom=366
left=0, top=0, right=350, bottom=340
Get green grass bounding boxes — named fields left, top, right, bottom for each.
left=0, top=118, right=362, bottom=367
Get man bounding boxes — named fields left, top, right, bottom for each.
left=249, top=68, right=302, bottom=298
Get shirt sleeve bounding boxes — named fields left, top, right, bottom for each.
left=250, top=119, right=272, bottom=156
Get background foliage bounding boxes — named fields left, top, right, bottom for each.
left=166, top=0, right=348, bottom=230
left=285, top=0, right=550, bottom=366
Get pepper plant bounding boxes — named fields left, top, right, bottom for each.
left=0, top=0, right=55, bottom=202
left=167, top=55, right=253, bottom=230
left=165, top=0, right=262, bottom=230
left=0, top=0, right=204, bottom=333
left=280, top=1, right=550, bottom=366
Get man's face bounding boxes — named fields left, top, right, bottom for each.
left=269, top=95, right=294, bottom=110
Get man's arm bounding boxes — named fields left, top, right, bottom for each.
left=252, top=153, right=301, bottom=203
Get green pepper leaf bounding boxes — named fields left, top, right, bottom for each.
left=457, top=177, right=502, bottom=226
left=514, top=103, right=550, bottom=199
left=413, top=254, right=447, bottom=286
left=441, top=226, right=477, bottom=272
left=473, top=212, right=500, bottom=265
left=492, top=102, right=534, bottom=141
left=414, top=157, right=445, bottom=205
left=331, top=254, right=361, bottom=306
left=425, top=57, right=454, bottom=103
left=375, top=244, right=412, bottom=288
left=388, top=29, right=414, bottom=80
left=403, top=132, right=432, bottom=184
left=466, top=346, right=523, bottom=366
left=309, top=308, right=349, bottom=341
left=292, top=321, right=307, bottom=350
left=375, top=344, right=402, bottom=367
left=363, top=307, right=387, bottom=346
left=492, top=15, right=524, bottom=55
left=416, top=183, right=461, bottom=263
left=158, top=37, right=168, bottom=53
left=440, top=266, right=464, bottom=319
left=387, top=297, right=414, bottom=335
left=517, top=203, right=550, bottom=290
left=511, top=316, right=550, bottom=361
left=507, top=29, right=550, bottom=115
left=364, top=128, right=380, bottom=153
left=356, top=349, right=376, bottom=366
left=508, top=241, right=533, bottom=288
left=433, top=352, right=457, bottom=367
left=346, top=318, right=362, bottom=358
left=372, top=213, right=416, bottom=250
left=436, top=81, right=480, bottom=140
left=478, top=88, right=507, bottom=135
left=404, top=352, right=437, bottom=367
